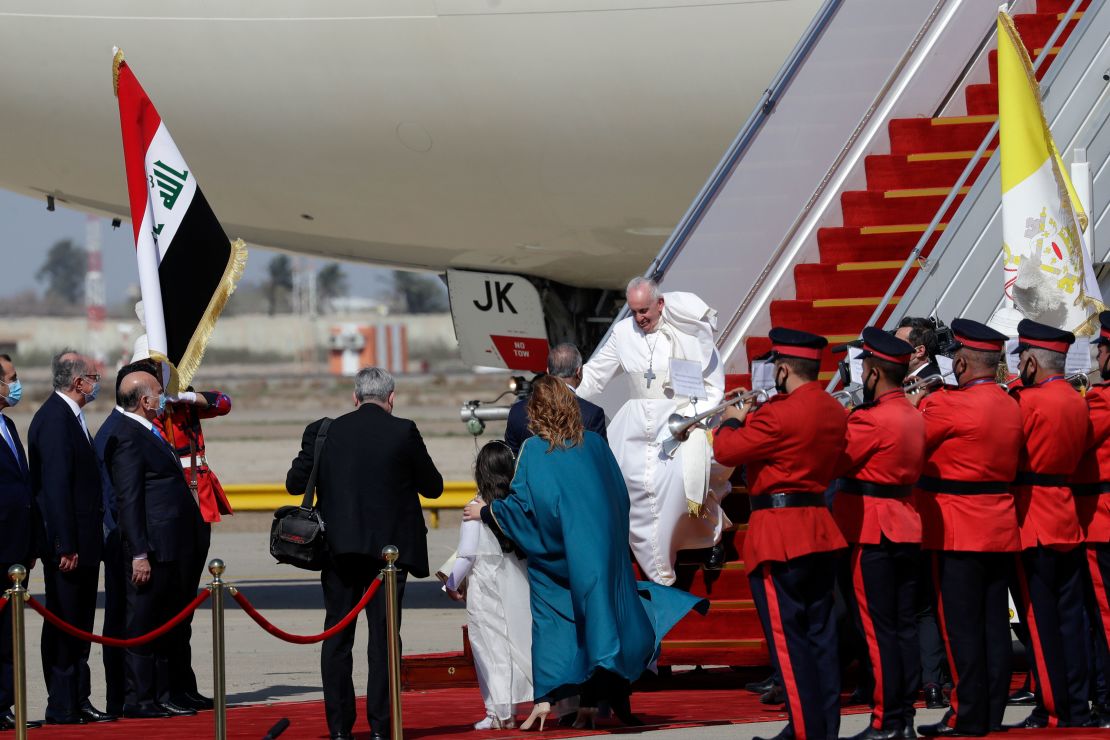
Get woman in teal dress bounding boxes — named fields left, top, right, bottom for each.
left=464, top=375, right=707, bottom=730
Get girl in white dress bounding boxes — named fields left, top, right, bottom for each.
left=446, top=440, right=533, bottom=730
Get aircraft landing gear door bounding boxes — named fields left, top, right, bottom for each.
left=447, top=269, right=548, bottom=372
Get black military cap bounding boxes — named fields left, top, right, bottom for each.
left=857, top=326, right=913, bottom=365
left=1092, top=311, right=1110, bottom=346
left=1011, top=318, right=1074, bottom=355
left=768, top=327, right=827, bottom=361
left=943, top=318, right=1009, bottom=354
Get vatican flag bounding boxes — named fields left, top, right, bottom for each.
left=989, top=10, right=1104, bottom=336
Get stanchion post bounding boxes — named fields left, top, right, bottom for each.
left=209, top=559, right=228, bottom=740
left=7, top=565, right=27, bottom=740
left=382, top=546, right=403, bottom=740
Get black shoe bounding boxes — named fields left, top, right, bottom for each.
left=0, top=711, right=42, bottom=730
left=610, top=693, right=644, bottom=727
left=1007, top=688, right=1035, bottom=706
left=842, top=727, right=903, bottom=739
left=369, top=733, right=387, bottom=740
left=745, top=675, right=776, bottom=694
left=43, top=713, right=87, bottom=725
left=924, top=684, right=948, bottom=709
left=903, top=728, right=918, bottom=739
left=1006, top=714, right=1047, bottom=730
left=171, top=692, right=214, bottom=711
left=122, top=704, right=173, bottom=719
left=754, top=728, right=795, bottom=740
left=157, top=701, right=197, bottom=717
left=760, top=685, right=786, bottom=705
left=705, top=542, right=726, bottom=570
left=79, top=703, right=117, bottom=722
left=1086, top=715, right=1110, bottom=729
left=331, top=735, right=354, bottom=740
left=916, top=721, right=984, bottom=737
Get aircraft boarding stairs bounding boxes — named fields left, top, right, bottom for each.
left=650, top=0, right=1107, bottom=668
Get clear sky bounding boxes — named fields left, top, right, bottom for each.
left=0, top=189, right=392, bottom=302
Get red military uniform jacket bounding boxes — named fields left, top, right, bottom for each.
left=154, top=391, right=234, bottom=523
left=1074, top=382, right=1110, bottom=542
left=916, top=377, right=1022, bottom=552
left=833, top=388, right=924, bottom=545
left=1011, top=376, right=1091, bottom=549
left=713, top=381, right=848, bottom=567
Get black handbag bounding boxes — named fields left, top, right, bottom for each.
left=270, top=419, right=332, bottom=570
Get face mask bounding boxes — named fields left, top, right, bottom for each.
left=951, top=357, right=967, bottom=386
left=862, top=370, right=879, bottom=403
left=2, top=380, right=21, bottom=407
left=774, top=368, right=788, bottom=395
left=84, top=381, right=100, bottom=403
left=1019, top=358, right=1037, bottom=388
left=1101, top=353, right=1110, bottom=382
left=157, top=393, right=167, bottom=415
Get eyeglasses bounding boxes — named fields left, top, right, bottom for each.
left=82, top=373, right=101, bottom=382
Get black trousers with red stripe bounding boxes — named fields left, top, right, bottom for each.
left=1015, top=545, right=1090, bottom=728
left=931, top=551, right=1012, bottom=735
left=749, top=552, right=840, bottom=740
left=843, top=541, right=920, bottom=733
left=1086, top=544, right=1110, bottom=694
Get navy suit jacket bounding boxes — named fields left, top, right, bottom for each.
left=28, top=392, right=104, bottom=562
left=103, top=415, right=202, bottom=562
left=504, top=389, right=607, bottom=455
left=93, top=408, right=125, bottom=536
left=0, top=414, right=43, bottom=564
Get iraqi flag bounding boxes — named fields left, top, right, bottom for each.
left=113, top=48, right=246, bottom=388
left=988, top=11, right=1104, bottom=336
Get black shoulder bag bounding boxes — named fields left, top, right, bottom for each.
left=270, top=418, right=332, bottom=570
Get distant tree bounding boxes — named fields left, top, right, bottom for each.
left=266, top=255, right=294, bottom=315
left=35, top=239, right=86, bottom=305
left=392, top=271, right=448, bottom=313
left=317, top=262, right=348, bottom=313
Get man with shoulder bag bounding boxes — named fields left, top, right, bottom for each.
left=285, top=367, right=443, bottom=740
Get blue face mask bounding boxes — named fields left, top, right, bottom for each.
left=84, top=381, right=100, bottom=403
left=157, top=393, right=167, bottom=414
left=2, top=380, right=21, bottom=407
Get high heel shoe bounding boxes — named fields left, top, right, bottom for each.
left=610, top=693, right=644, bottom=726
left=520, top=702, right=551, bottom=732
left=572, top=707, right=598, bottom=729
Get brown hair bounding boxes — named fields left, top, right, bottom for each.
left=526, top=375, right=584, bottom=451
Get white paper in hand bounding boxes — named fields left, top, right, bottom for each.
left=668, top=357, right=706, bottom=400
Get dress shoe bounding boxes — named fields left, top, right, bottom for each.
left=1086, top=715, right=1110, bottom=729
left=0, top=711, right=42, bottom=730
left=903, top=728, right=918, bottom=738
left=1006, top=714, right=1047, bottom=729
left=705, top=542, right=726, bottom=570
left=760, top=685, right=786, bottom=705
left=331, top=734, right=353, bottom=740
left=79, top=703, right=118, bottom=722
left=916, top=721, right=985, bottom=737
left=157, top=700, right=197, bottom=716
left=369, top=733, right=388, bottom=740
left=43, top=714, right=87, bottom=725
left=745, top=675, right=776, bottom=694
left=924, top=684, right=948, bottom=709
left=1007, top=688, right=1035, bottom=706
left=842, top=727, right=903, bottom=739
left=172, top=692, right=214, bottom=711
left=122, top=704, right=173, bottom=719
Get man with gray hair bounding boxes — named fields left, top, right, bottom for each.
left=28, top=350, right=115, bottom=724
left=286, top=367, right=443, bottom=740
left=578, top=278, right=728, bottom=585
left=504, top=343, right=606, bottom=455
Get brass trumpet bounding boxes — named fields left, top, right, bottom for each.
left=1067, top=372, right=1094, bottom=392
left=902, top=373, right=947, bottom=395
left=661, top=388, right=769, bottom=458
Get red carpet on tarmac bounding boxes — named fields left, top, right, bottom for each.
left=25, top=673, right=1110, bottom=740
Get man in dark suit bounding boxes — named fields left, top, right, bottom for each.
left=286, top=367, right=443, bottom=740
left=27, top=350, right=114, bottom=725
left=93, top=359, right=160, bottom=716
left=504, top=343, right=607, bottom=455
left=103, top=370, right=204, bottom=719
left=0, top=355, right=43, bottom=730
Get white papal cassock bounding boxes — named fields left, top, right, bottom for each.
left=578, top=292, right=729, bottom=585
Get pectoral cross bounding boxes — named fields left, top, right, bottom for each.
left=644, top=368, right=656, bottom=387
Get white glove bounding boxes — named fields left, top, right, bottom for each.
left=167, top=391, right=198, bottom=404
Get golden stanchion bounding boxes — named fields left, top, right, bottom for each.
left=381, top=546, right=403, bottom=740
left=7, top=565, right=27, bottom=740
left=208, top=559, right=228, bottom=740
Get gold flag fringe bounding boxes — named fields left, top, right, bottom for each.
left=112, top=48, right=125, bottom=97
left=175, top=238, right=249, bottom=390
left=147, top=351, right=182, bottom=399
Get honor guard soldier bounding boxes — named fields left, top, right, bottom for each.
left=832, top=328, right=925, bottom=740
left=714, top=327, right=847, bottom=740
left=1008, top=319, right=1093, bottom=729
left=914, top=319, right=1023, bottom=738
left=1074, top=310, right=1110, bottom=728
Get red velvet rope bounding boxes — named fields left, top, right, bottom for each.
left=0, top=595, right=8, bottom=613
left=26, top=590, right=211, bottom=647
left=231, top=577, right=382, bottom=644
